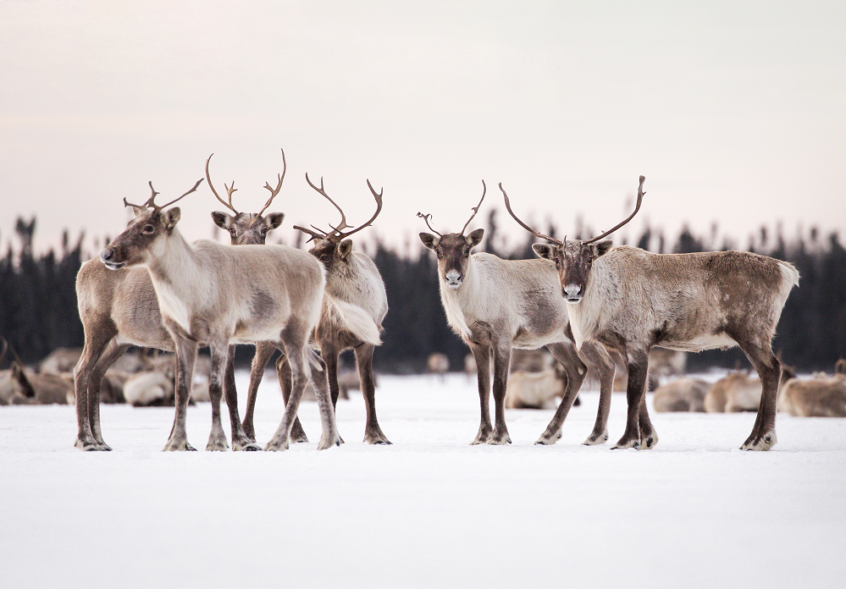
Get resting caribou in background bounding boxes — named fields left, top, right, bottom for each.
left=418, top=182, right=617, bottom=445
left=73, top=151, right=287, bottom=451
left=98, top=177, right=340, bottom=452
left=242, top=174, right=390, bottom=445
left=502, top=176, right=800, bottom=450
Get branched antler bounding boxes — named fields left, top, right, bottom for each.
left=123, top=179, right=204, bottom=212
left=253, top=148, right=287, bottom=224
left=583, top=175, right=645, bottom=244
left=297, top=174, right=383, bottom=243
left=416, top=212, right=442, bottom=237
left=459, top=180, right=486, bottom=235
left=499, top=183, right=563, bottom=245
left=205, top=153, right=239, bottom=214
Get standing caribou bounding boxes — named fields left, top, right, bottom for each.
left=241, top=174, right=390, bottom=445
left=418, top=182, right=617, bottom=445
left=502, top=176, right=800, bottom=450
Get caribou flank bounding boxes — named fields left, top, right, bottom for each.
left=242, top=174, right=390, bottom=445
left=419, top=181, right=617, bottom=446
left=503, top=176, right=800, bottom=450
left=73, top=152, right=289, bottom=451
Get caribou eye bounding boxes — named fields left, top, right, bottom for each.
left=463, top=247, right=470, bottom=256
left=142, top=225, right=155, bottom=234
left=260, top=228, right=267, bottom=235
left=436, top=250, right=444, bottom=260
left=229, top=228, right=237, bottom=236
left=320, top=254, right=331, bottom=262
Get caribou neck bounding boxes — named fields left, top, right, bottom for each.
left=438, top=254, right=482, bottom=339
left=145, top=230, right=206, bottom=331
left=566, top=256, right=613, bottom=351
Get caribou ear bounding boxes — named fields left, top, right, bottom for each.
left=532, top=244, right=555, bottom=260
left=592, top=240, right=613, bottom=258
left=419, top=232, right=439, bottom=251
left=211, top=211, right=232, bottom=230
left=338, top=239, right=353, bottom=260
left=465, top=228, right=485, bottom=248
left=266, top=212, right=285, bottom=230
left=131, top=206, right=145, bottom=217
left=163, top=207, right=181, bottom=230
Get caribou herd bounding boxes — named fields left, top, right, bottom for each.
left=8, top=152, right=843, bottom=452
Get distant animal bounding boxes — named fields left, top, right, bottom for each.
left=505, top=364, right=567, bottom=409
left=427, top=353, right=450, bottom=376
left=73, top=152, right=286, bottom=451
left=502, top=175, right=799, bottom=451
left=653, top=378, right=710, bottom=413
left=778, top=365, right=846, bottom=417
left=419, top=182, right=616, bottom=446
left=39, top=347, right=83, bottom=375
left=704, top=372, right=763, bottom=413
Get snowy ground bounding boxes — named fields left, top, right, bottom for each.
left=1, top=373, right=845, bottom=589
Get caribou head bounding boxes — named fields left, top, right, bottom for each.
left=293, top=174, right=383, bottom=272
left=206, top=150, right=287, bottom=245
left=418, top=181, right=486, bottom=290
left=501, top=176, right=645, bottom=303
left=100, top=179, right=204, bottom=270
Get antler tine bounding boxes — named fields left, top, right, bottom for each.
left=123, top=181, right=161, bottom=211
left=417, top=212, right=442, bottom=237
left=205, top=153, right=239, bottom=214
left=157, top=178, right=205, bottom=209
left=332, top=179, right=384, bottom=241
left=584, top=175, right=646, bottom=244
left=254, top=148, right=287, bottom=223
left=0, top=336, right=7, bottom=366
left=460, top=180, right=487, bottom=235
left=305, top=172, right=351, bottom=234
left=499, top=183, right=562, bottom=245
left=292, top=225, right=327, bottom=243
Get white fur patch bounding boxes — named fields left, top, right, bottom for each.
left=324, top=295, right=382, bottom=346
left=441, top=289, right=472, bottom=338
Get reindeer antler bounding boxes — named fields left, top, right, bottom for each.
left=416, top=212, right=442, bottom=237
left=500, top=183, right=563, bottom=245
left=205, top=153, right=239, bottom=214
left=123, top=179, right=204, bottom=212
left=296, top=174, right=383, bottom=243
left=459, top=180, right=486, bottom=235
left=584, top=175, right=646, bottom=244
left=253, top=148, right=287, bottom=225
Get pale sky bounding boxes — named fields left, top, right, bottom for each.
left=2, top=0, right=844, bottom=255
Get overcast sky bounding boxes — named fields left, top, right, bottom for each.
left=2, top=0, right=844, bottom=255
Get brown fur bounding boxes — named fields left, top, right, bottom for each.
left=653, top=378, right=709, bottom=413
left=779, top=371, right=846, bottom=417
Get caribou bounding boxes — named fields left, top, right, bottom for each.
left=418, top=182, right=617, bottom=445
left=241, top=174, right=390, bottom=445
left=502, top=175, right=800, bottom=450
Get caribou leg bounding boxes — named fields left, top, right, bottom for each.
left=205, top=341, right=231, bottom=451
left=535, top=342, right=587, bottom=445
left=355, top=342, right=390, bottom=445
left=275, top=354, right=309, bottom=443
left=613, top=348, right=649, bottom=450
left=222, top=346, right=260, bottom=451
left=241, top=341, right=275, bottom=443
left=468, top=343, right=493, bottom=444
left=489, top=342, right=512, bottom=445
left=73, top=326, right=117, bottom=451
left=162, top=332, right=198, bottom=452
left=86, top=340, right=132, bottom=450
left=738, top=339, right=781, bottom=451
left=579, top=341, right=614, bottom=445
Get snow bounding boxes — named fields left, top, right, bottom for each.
left=1, top=372, right=845, bottom=589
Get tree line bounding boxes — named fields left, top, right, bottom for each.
left=1, top=213, right=844, bottom=373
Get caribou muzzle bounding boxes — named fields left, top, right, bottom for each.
left=444, top=269, right=463, bottom=289
left=99, top=248, right=126, bottom=271
left=563, top=283, right=583, bottom=303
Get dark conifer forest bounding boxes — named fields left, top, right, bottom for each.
left=1, top=213, right=844, bottom=373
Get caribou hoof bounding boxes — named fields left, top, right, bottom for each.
left=74, top=437, right=103, bottom=451
left=488, top=430, right=512, bottom=445
left=612, top=436, right=640, bottom=450
left=162, top=438, right=197, bottom=452
left=583, top=430, right=609, bottom=446
left=264, top=438, right=290, bottom=452
left=317, top=433, right=342, bottom=450
left=233, top=438, right=263, bottom=452
left=640, top=433, right=658, bottom=450
left=290, top=423, right=309, bottom=444
left=743, top=430, right=777, bottom=451
left=206, top=435, right=230, bottom=452
left=535, top=430, right=562, bottom=445
left=364, top=428, right=392, bottom=445
left=471, top=428, right=493, bottom=445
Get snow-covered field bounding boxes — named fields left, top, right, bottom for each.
left=1, top=372, right=845, bottom=589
